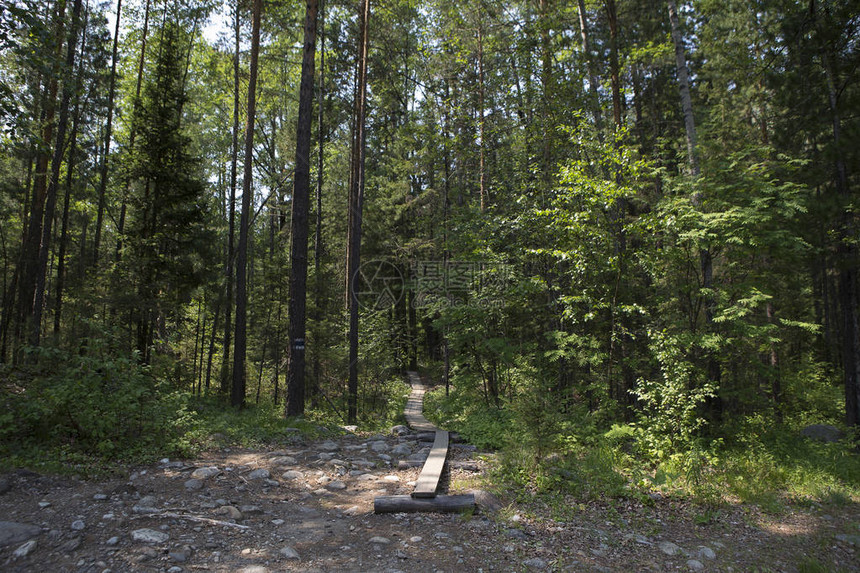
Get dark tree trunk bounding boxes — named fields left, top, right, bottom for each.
left=32, top=0, right=84, bottom=346
left=232, top=0, right=262, bottom=408
left=222, top=4, right=241, bottom=397
left=285, top=0, right=319, bottom=418
left=346, top=0, right=371, bottom=424
left=92, top=0, right=121, bottom=267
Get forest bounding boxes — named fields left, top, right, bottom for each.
left=0, top=0, right=858, bottom=504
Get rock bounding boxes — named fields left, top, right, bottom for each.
left=369, top=536, right=391, bottom=544
left=658, top=541, right=682, bottom=556
left=407, top=453, right=427, bottom=462
left=191, top=466, right=220, bottom=479
left=280, top=546, right=300, bottom=560
left=247, top=468, right=270, bottom=480
left=184, top=478, right=204, bottom=491
left=469, top=489, right=504, bottom=514
left=218, top=506, right=244, bottom=520
left=71, top=520, right=86, bottom=531
left=169, top=547, right=191, bottom=562
left=326, top=480, right=347, bottom=491
left=384, top=475, right=400, bottom=482
left=270, top=456, right=297, bottom=467
left=687, top=559, right=705, bottom=571
left=391, top=444, right=412, bottom=456
left=131, top=528, right=169, bottom=544
left=505, top=528, right=529, bottom=540
left=13, top=539, right=37, bottom=558
left=106, top=536, right=120, bottom=546
left=697, top=546, right=716, bottom=560
left=320, top=441, right=339, bottom=452
left=0, top=476, right=11, bottom=495
left=93, top=493, right=108, bottom=501
left=239, top=505, right=263, bottom=515
left=370, top=441, right=390, bottom=452
left=391, top=425, right=410, bottom=436
left=343, top=506, right=360, bottom=516
left=800, top=424, right=844, bottom=443
left=60, top=537, right=81, bottom=552
left=167, top=567, right=183, bottom=573
left=836, top=533, right=860, bottom=546
left=523, top=557, right=548, bottom=570
left=625, top=533, right=652, bottom=546
left=281, top=470, right=304, bottom=480
left=377, top=453, right=392, bottom=462
left=410, top=536, right=422, bottom=543
left=38, top=501, right=51, bottom=509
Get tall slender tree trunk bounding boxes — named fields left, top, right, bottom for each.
left=16, top=0, right=66, bottom=351
left=810, top=0, right=859, bottom=428
left=477, top=15, right=486, bottom=211
left=115, top=0, right=150, bottom=264
left=577, top=0, right=603, bottom=134
left=221, top=5, right=241, bottom=397
left=232, top=0, right=262, bottom=408
left=32, top=0, right=83, bottom=346
left=285, top=0, right=319, bottom=418
left=668, top=0, right=721, bottom=423
left=346, top=0, right=371, bottom=424
left=92, top=0, right=122, bottom=267
left=311, top=0, right=326, bottom=408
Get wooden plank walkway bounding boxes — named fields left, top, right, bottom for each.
left=373, top=371, right=475, bottom=513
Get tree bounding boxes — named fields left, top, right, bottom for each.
left=346, top=0, right=371, bottom=424
left=285, top=0, right=320, bottom=417
left=232, top=0, right=262, bottom=408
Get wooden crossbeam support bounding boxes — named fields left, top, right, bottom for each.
left=374, top=494, right=475, bottom=514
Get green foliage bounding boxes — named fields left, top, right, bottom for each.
left=0, top=336, right=180, bottom=462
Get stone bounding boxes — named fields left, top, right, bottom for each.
left=60, top=537, right=81, bottom=552
left=383, top=475, right=400, bottom=483
left=370, top=441, right=389, bottom=452
left=410, top=536, right=422, bottom=543
left=320, top=441, right=339, bottom=452
left=800, top=424, right=844, bottom=443
left=93, top=493, right=108, bottom=501
left=697, top=546, right=716, bottom=560
left=270, top=456, right=297, bottom=467
left=247, top=468, right=270, bottom=480
left=391, top=425, right=410, bottom=436
left=369, top=536, right=391, bottom=544
left=218, top=506, right=244, bottom=520
left=687, top=559, right=705, bottom=571
left=13, top=539, right=37, bottom=558
left=71, top=520, right=86, bottom=531
left=326, top=480, right=347, bottom=491
left=318, top=452, right=335, bottom=461
left=169, top=548, right=191, bottom=562
left=184, top=478, right=204, bottom=491
left=658, top=541, right=682, bottom=556
left=835, top=533, right=860, bottom=546
left=624, top=533, right=652, bottom=546
left=377, top=453, right=392, bottom=462
left=131, top=528, right=169, bottom=544
left=106, top=536, right=120, bottom=546
left=391, top=444, right=412, bottom=456
left=280, top=545, right=300, bottom=560
left=343, top=506, right=360, bottom=516
left=281, top=470, right=304, bottom=480
left=505, top=528, right=529, bottom=540
left=522, top=558, right=548, bottom=570
left=0, top=476, right=11, bottom=495
left=239, top=505, right=263, bottom=515
left=191, top=466, right=220, bottom=479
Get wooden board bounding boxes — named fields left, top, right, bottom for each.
left=374, top=494, right=475, bottom=514
left=411, top=429, right=448, bottom=498
left=404, top=371, right=437, bottom=432
left=397, top=460, right=479, bottom=472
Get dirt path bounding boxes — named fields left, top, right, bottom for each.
left=0, top=428, right=858, bottom=572
left=1, top=379, right=858, bottom=572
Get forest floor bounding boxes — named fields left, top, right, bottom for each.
left=0, top=424, right=859, bottom=573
